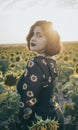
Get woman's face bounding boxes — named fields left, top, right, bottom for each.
left=30, top=26, right=47, bottom=53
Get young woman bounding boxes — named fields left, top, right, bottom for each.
left=17, top=20, right=64, bottom=130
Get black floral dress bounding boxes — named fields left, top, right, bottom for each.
left=17, top=55, right=64, bottom=130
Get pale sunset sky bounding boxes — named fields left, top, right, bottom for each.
left=0, top=0, right=78, bottom=44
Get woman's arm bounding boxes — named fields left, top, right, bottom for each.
left=17, top=58, right=44, bottom=107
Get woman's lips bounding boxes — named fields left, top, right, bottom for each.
left=31, top=43, right=36, bottom=46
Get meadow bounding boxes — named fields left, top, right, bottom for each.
left=0, top=42, right=78, bottom=130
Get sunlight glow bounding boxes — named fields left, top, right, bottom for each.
left=0, top=0, right=78, bottom=44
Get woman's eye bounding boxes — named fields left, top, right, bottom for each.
left=37, top=34, right=43, bottom=37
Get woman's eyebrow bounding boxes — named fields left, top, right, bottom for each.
left=36, top=32, right=44, bottom=34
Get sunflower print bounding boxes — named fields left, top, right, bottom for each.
left=23, top=83, right=28, bottom=90
left=26, top=98, right=37, bottom=106
left=23, top=107, right=32, bottom=119
left=54, top=68, right=57, bottom=73
left=50, top=63, right=54, bottom=68
left=24, top=107, right=32, bottom=115
left=19, top=102, right=24, bottom=108
left=42, top=59, right=47, bottom=65
left=28, top=60, right=34, bottom=68
left=48, top=76, right=52, bottom=83
left=27, top=90, right=34, bottom=97
left=30, top=74, right=38, bottom=82
left=24, top=69, right=28, bottom=77
left=23, top=113, right=29, bottom=119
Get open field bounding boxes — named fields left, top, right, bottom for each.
left=0, top=42, right=78, bottom=130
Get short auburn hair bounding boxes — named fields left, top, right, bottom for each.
left=26, top=20, right=62, bottom=56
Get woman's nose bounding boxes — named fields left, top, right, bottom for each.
left=31, top=35, right=36, bottom=41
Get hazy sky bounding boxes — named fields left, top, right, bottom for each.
left=0, top=0, right=78, bottom=44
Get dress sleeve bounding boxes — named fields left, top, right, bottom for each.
left=17, top=58, right=44, bottom=107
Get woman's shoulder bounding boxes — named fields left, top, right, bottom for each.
left=34, top=55, right=58, bottom=80
left=27, top=55, right=57, bottom=73
left=29, top=55, right=56, bottom=66
left=26, top=55, right=46, bottom=70
left=28, top=55, right=45, bottom=64
left=32, top=55, right=48, bottom=65
left=35, top=55, right=56, bottom=65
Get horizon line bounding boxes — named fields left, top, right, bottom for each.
left=0, top=40, right=78, bottom=45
